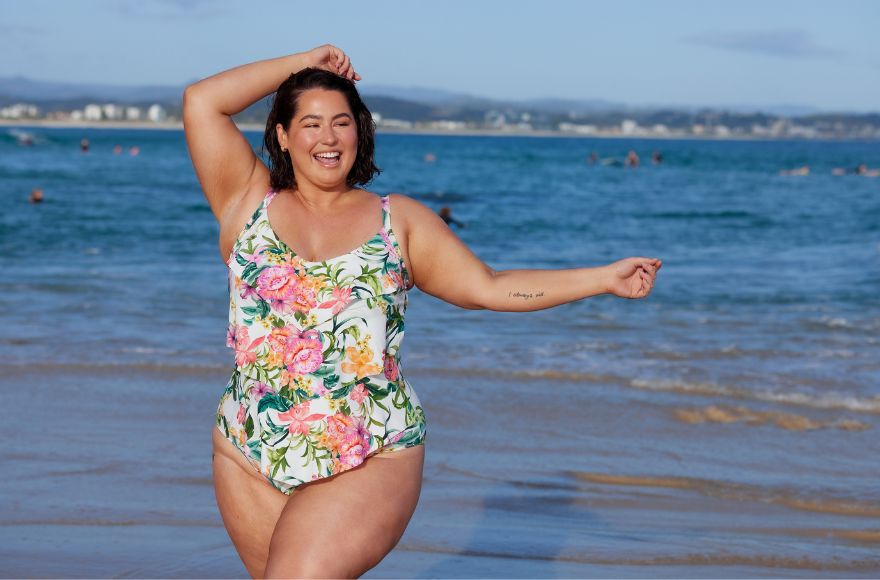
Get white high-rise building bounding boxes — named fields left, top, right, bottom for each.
left=147, top=104, right=167, bottom=123
left=84, top=104, right=103, bottom=121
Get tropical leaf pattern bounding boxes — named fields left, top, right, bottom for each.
left=216, top=191, right=426, bottom=494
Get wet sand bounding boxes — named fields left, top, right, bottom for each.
left=1, top=364, right=878, bottom=578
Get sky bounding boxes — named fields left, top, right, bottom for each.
left=1, top=0, right=878, bottom=112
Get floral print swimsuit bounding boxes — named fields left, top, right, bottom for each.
left=216, top=190, right=427, bottom=494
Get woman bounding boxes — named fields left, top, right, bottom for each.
left=184, top=44, right=661, bottom=578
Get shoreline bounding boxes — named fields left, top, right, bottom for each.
left=1, top=118, right=873, bottom=142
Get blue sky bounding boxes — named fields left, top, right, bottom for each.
left=1, top=0, right=878, bottom=111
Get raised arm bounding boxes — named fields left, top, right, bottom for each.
left=398, top=195, right=661, bottom=311
left=183, top=45, right=359, bottom=220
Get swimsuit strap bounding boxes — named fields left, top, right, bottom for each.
left=264, top=189, right=278, bottom=208
left=381, top=194, right=392, bottom=232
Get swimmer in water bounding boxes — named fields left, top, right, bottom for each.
left=29, top=188, right=44, bottom=203
left=625, top=150, right=640, bottom=167
left=80, top=138, right=89, bottom=153
left=438, top=206, right=466, bottom=228
left=779, top=166, right=810, bottom=176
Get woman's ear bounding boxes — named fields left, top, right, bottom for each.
left=276, top=123, right=288, bottom=152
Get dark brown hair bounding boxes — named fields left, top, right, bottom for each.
left=263, top=68, right=379, bottom=191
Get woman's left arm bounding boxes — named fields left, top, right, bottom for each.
left=396, top=195, right=661, bottom=312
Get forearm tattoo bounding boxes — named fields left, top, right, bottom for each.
left=508, top=290, right=545, bottom=300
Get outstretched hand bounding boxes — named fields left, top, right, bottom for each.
left=605, top=257, right=662, bottom=299
left=305, top=44, right=361, bottom=81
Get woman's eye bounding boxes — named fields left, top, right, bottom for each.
left=335, top=122, right=350, bottom=127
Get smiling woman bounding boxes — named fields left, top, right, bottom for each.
left=183, top=43, right=660, bottom=579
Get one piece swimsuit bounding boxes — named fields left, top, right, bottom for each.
left=216, top=190, right=427, bottom=494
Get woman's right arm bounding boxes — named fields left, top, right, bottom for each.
left=183, top=45, right=359, bottom=221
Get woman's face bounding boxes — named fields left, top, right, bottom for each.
left=277, top=88, right=358, bottom=190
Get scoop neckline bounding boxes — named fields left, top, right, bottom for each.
left=265, top=193, right=386, bottom=265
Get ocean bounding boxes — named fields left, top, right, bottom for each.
left=1, top=126, right=878, bottom=578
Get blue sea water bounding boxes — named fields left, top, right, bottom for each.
left=1, top=126, right=879, bottom=577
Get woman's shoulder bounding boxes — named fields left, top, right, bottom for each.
left=383, top=192, right=439, bottom=223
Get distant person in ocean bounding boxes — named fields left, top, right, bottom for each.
left=779, top=166, right=810, bottom=176
left=651, top=150, right=663, bottom=164
left=438, top=206, right=466, bottom=228
left=832, top=163, right=880, bottom=177
left=587, top=151, right=598, bottom=165
left=184, top=43, right=661, bottom=578
left=423, top=152, right=436, bottom=163
left=80, top=138, right=89, bottom=153
left=113, top=144, right=123, bottom=155
left=29, top=188, right=43, bottom=203
left=625, top=150, right=640, bottom=167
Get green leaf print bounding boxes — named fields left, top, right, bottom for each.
left=244, top=415, right=254, bottom=438
left=268, top=446, right=290, bottom=478
left=258, top=393, right=291, bottom=414
left=323, top=374, right=341, bottom=391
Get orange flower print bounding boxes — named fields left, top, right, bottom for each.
left=341, top=345, right=382, bottom=379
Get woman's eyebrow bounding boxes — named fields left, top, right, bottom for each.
left=298, top=113, right=354, bottom=122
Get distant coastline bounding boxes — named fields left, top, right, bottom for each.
left=3, top=118, right=872, bottom=142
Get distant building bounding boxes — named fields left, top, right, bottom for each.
left=0, top=103, right=39, bottom=119
left=377, top=118, right=413, bottom=129
left=429, top=120, right=467, bottom=131
left=621, top=119, right=638, bottom=135
left=102, top=104, right=123, bottom=120
left=126, top=106, right=142, bottom=121
left=147, top=104, right=167, bottom=123
left=558, top=122, right=597, bottom=135
left=371, top=112, right=382, bottom=123
left=84, top=104, right=103, bottom=121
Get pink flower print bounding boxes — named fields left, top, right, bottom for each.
left=236, top=404, right=247, bottom=424
left=256, top=265, right=298, bottom=301
left=226, top=325, right=236, bottom=348
left=324, top=414, right=370, bottom=469
left=233, top=325, right=265, bottom=366
left=338, top=416, right=371, bottom=468
left=284, top=331, right=324, bottom=376
left=350, top=383, right=368, bottom=405
left=251, top=381, right=273, bottom=400
left=276, top=401, right=326, bottom=437
left=267, top=327, right=291, bottom=353
left=383, top=353, right=399, bottom=381
left=380, top=230, right=399, bottom=262
left=318, top=286, right=353, bottom=315
left=240, top=248, right=265, bottom=265
left=291, top=281, right=318, bottom=312
left=236, top=278, right=259, bottom=301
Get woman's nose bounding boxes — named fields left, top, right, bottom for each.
left=319, top=124, right=339, bottom=144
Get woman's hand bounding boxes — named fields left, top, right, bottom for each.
left=604, top=257, right=662, bottom=299
left=304, top=44, right=361, bottom=81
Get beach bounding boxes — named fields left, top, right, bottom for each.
left=1, top=126, right=878, bottom=577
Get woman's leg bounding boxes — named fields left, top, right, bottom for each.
left=263, top=445, right=425, bottom=579
left=212, top=427, right=288, bottom=578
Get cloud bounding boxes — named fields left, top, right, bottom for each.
left=685, top=28, right=842, bottom=60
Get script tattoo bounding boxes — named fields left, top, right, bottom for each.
left=508, top=290, right=545, bottom=300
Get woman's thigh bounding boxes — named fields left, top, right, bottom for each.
left=264, top=445, right=426, bottom=579
left=211, top=427, right=288, bottom=578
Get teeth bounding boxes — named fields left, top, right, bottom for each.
left=315, top=152, right=340, bottom=159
